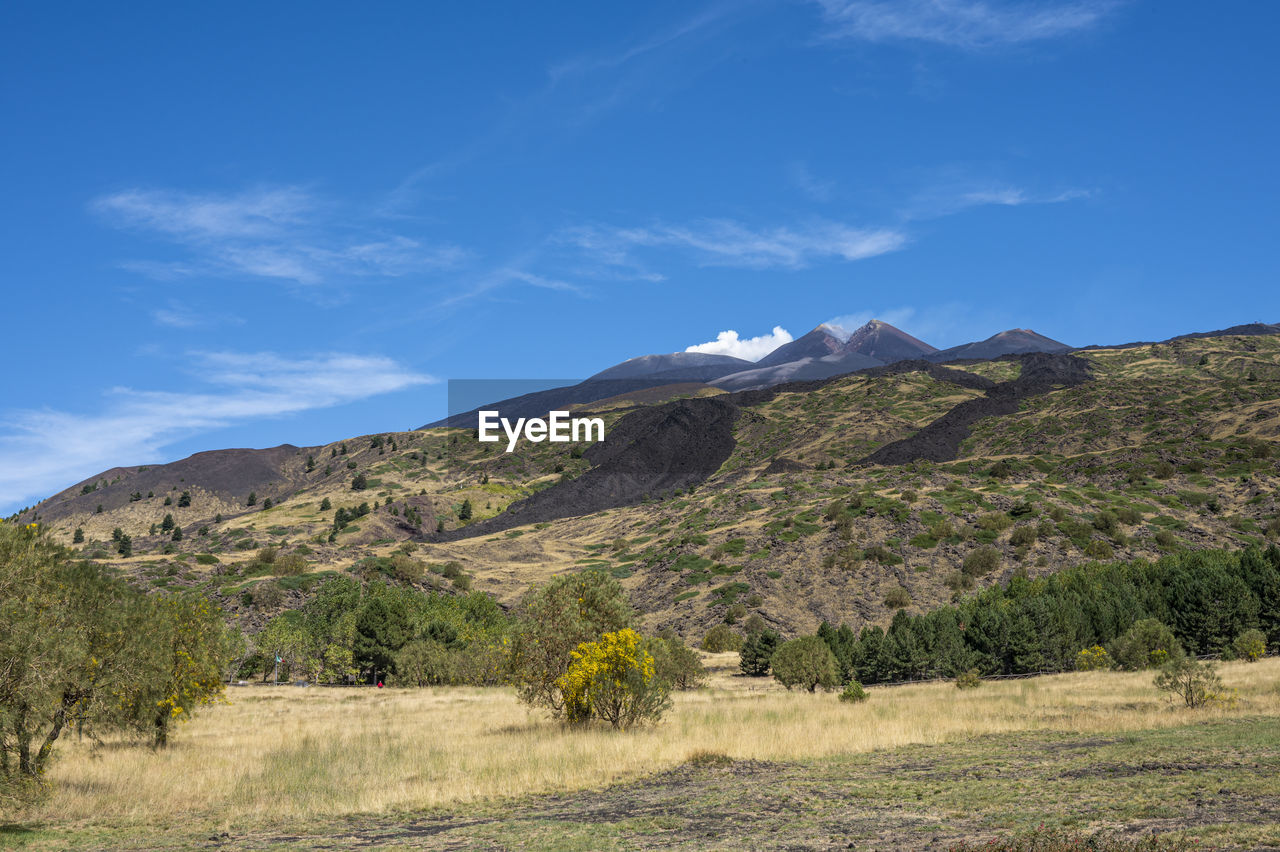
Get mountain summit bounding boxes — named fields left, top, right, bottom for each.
left=926, top=328, right=1070, bottom=362
left=837, top=319, right=938, bottom=362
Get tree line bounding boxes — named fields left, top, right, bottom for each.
left=803, top=546, right=1279, bottom=686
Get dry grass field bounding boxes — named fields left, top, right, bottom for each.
left=7, top=657, right=1279, bottom=850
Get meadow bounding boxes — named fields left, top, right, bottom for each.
left=9, top=655, right=1280, bottom=850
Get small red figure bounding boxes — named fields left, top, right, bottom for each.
left=377, top=681, right=384, bottom=688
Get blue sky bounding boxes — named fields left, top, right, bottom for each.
left=2, top=1, right=1278, bottom=512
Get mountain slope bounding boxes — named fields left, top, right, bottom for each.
left=754, top=326, right=847, bottom=367
left=15, top=325, right=1280, bottom=643
left=588, top=352, right=754, bottom=381
left=710, top=351, right=884, bottom=391
left=926, top=328, right=1071, bottom=362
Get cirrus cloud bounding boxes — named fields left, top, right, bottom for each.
left=0, top=351, right=434, bottom=511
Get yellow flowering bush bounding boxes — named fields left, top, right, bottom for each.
left=556, top=629, right=670, bottom=729
left=1075, top=645, right=1113, bottom=671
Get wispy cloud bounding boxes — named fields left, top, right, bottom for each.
left=787, top=161, right=835, bottom=202
left=548, top=6, right=730, bottom=83
left=685, top=326, right=794, bottom=361
left=0, top=351, right=434, bottom=510
left=150, top=300, right=244, bottom=329
left=811, top=0, right=1117, bottom=49
left=904, top=182, right=1092, bottom=219
left=93, top=186, right=466, bottom=286
left=561, top=219, right=907, bottom=271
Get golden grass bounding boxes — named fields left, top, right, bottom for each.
left=29, top=657, right=1280, bottom=832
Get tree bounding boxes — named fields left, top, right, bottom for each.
left=247, top=492, right=257, bottom=507
left=171, top=526, right=183, bottom=542
left=160, top=514, right=176, bottom=533
left=557, top=629, right=670, bottom=728
left=177, top=491, right=191, bottom=508
left=319, top=497, right=332, bottom=511
left=354, top=592, right=412, bottom=683
left=1153, top=657, right=1224, bottom=708
left=1108, top=619, right=1182, bottom=670
left=458, top=499, right=473, bottom=521
left=1232, top=628, right=1266, bottom=662
left=72, top=527, right=84, bottom=544
left=124, top=593, right=226, bottom=746
left=509, top=570, right=633, bottom=717
left=650, top=635, right=706, bottom=689
left=262, top=498, right=274, bottom=510
left=351, top=472, right=368, bottom=491
left=393, top=640, right=455, bottom=686
left=771, top=635, right=839, bottom=692
left=116, top=534, right=132, bottom=558
left=739, top=628, right=780, bottom=676
left=0, top=522, right=226, bottom=795
left=701, top=624, right=742, bottom=652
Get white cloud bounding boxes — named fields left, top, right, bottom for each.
left=812, top=0, right=1116, bottom=49
left=562, top=219, right=907, bottom=271
left=0, top=351, right=434, bottom=511
left=93, top=186, right=466, bottom=286
left=685, top=326, right=795, bottom=362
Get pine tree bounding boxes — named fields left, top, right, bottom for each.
left=458, top=499, right=473, bottom=521
left=171, top=526, right=183, bottom=542
left=72, top=527, right=85, bottom=544
left=177, top=491, right=191, bottom=508
left=117, top=534, right=132, bottom=557
left=319, top=497, right=332, bottom=511
left=247, top=492, right=257, bottom=507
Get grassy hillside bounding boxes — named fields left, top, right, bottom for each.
left=15, top=334, right=1280, bottom=641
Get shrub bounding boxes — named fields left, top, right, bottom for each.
left=701, top=623, right=743, bottom=653
left=1075, top=645, right=1113, bottom=671
left=557, top=629, right=671, bottom=728
left=1152, top=460, right=1176, bottom=479
left=884, top=586, right=911, bottom=609
left=1233, top=628, right=1266, bottom=662
left=771, top=636, right=839, bottom=692
left=1153, top=657, right=1225, bottom=708
left=650, top=635, right=706, bottom=689
left=1154, top=529, right=1179, bottom=549
left=509, top=570, right=633, bottom=717
left=955, top=668, right=982, bottom=689
left=1108, top=619, right=1182, bottom=671
left=929, top=520, right=955, bottom=540
left=977, top=512, right=1013, bottom=533
left=274, top=553, right=308, bottom=576
left=962, top=546, right=1000, bottom=577
left=1084, top=540, right=1114, bottom=559
left=1115, top=507, right=1142, bottom=526
left=839, top=681, right=868, bottom=703
left=739, top=628, right=780, bottom=676
left=1009, top=525, right=1037, bottom=547
left=1092, top=511, right=1119, bottom=535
